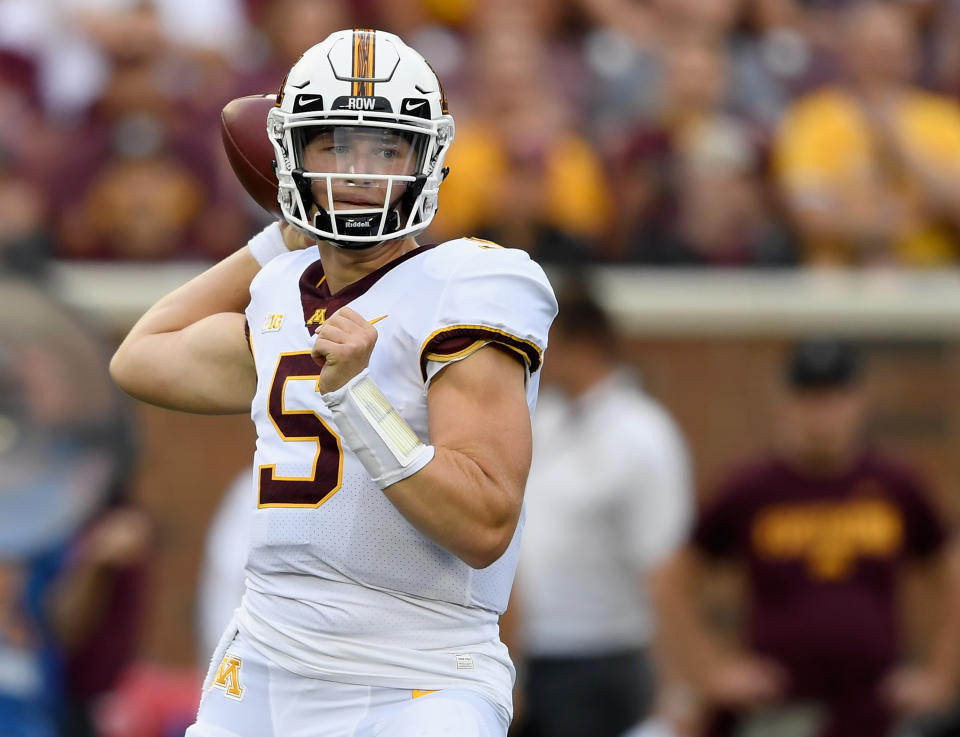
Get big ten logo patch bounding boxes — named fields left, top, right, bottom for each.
left=263, top=313, right=284, bottom=333
left=212, top=654, right=245, bottom=700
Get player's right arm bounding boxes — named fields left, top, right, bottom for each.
left=110, top=247, right=260, bottom=414
left=111, top=224, right=312, bottom=413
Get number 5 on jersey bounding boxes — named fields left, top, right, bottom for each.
left=258, top=351, right=344, bottom=507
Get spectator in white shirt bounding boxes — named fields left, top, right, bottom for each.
left=508, top=284, right=693, bottom=737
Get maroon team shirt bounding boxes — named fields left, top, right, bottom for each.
left=693, top=449, right=946, bottom=704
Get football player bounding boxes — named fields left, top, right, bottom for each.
left=110, top=29, right=557, bottom=737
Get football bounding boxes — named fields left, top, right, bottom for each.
left=221, top=93, right=281, bottom=218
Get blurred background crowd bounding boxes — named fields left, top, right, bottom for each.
left=3, top=0, right=960, bottom=268
left=5, top=1, right=960, bottom=737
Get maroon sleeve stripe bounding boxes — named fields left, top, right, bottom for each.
left=419, top=325, right=542, bottom=381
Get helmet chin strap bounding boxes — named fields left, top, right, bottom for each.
left=312, top=207, right=399, bottom=250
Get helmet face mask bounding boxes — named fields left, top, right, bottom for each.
left=291, top=123, right=429, bottom=244
left=269, top=30, right=454, bottom=249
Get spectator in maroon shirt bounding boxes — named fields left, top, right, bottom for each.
left=650, top=338, right=960, bottom=737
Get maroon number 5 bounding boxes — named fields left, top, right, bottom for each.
left=257, top=351, right=343, bottom=507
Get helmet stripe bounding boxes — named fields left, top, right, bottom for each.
left=351, top=29, right=376, bottom=96
left=423, top=57, right=449, bottom=114
left=275, top=70, right=289, bottom=107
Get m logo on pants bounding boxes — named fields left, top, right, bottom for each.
left=212, top=654, right=245, bottom=700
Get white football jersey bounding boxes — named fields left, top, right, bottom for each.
left=237, top=238, right=556, bottom=716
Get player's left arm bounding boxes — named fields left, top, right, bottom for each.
left=310, top=306, right=532, bottom=569
left=314, top=248, right=553, bottom=568
left=384, top=344, right=531, bottom=569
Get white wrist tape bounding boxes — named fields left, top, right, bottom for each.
left=246, top=221, right=288, bottom=266
left=321, top=369, right=435, bottom=489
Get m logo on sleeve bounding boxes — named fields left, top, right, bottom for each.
left=212, top=654, right=245, bottom=700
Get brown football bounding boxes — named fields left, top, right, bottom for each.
left=221, top=93, right=281, bottom=218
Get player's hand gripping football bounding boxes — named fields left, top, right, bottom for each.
left=311, top=307, right=378, bottom=393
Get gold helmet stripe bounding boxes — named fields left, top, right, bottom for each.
left=275, top=70, right=289, bottom=107
left=352, top=28, right=376, bottom=97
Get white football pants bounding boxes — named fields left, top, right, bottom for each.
left=185, top=626, right=508, bottom=737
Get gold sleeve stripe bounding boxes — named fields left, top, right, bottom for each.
left=424, top=339, right=487, bottom=363
left=419, top=325, right=543, bottom=382
left=466, top=236, right=504, bottom=249
left=492, top=343, right=537, bottom=367
left=352, top=28, right=376, bottom=97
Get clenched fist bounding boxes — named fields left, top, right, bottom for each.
left=311, top=306, right=378, bottom=393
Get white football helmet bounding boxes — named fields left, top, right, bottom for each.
left=268, top=29, right=455, bottom=248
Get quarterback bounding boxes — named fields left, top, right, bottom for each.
left=110, top=29, right=557, bottom=737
